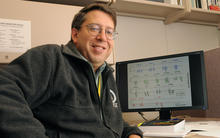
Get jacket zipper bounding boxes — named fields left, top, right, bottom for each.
left=88, top=66, right=105, bottom=122
left=99, top=72, right=112, bottom=125
left=96, top=67, right=112, bottom=124
left=87, top=63, right=116, bottom=132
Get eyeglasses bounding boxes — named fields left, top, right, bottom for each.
left=85, top=24, right=118, bottom=40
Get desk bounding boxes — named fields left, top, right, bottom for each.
left=183, top=117, right=220, bottom=138
left=127, top=117, right=220, bottom=138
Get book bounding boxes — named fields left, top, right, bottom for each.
left=196, top=0, right=202, bottom=8
left=147, top=0, right=164, bottom=2
left=164, top=0, right=178, bottom=5
left=164, top=0, right=182, bottom=5
left=191, top=0, right=197, bottom=8
left=177, top=0, right=183, bottom=5
left=201, top=0, right=208, bottom=9
left=139, top=118, right=185, bottom=133
left=209, top=5, right=220, bottom=10
left=217, top=0, right=220, bottom=6
left=207, top=0, right=212, bottom=9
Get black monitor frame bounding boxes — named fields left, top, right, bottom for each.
left=116, top=51, right=208, bottom=120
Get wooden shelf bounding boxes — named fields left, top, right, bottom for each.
left=25, top=0, right=220, bottom=27
left=182, top=8, right=220, bottom=26
left=111, top=0, right=184, bottom=20
left=111, top=0, right=220, bottom=27
left=24, top=0, right=113, bottom=6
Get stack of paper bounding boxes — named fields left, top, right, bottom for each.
left=139, top=119, right=190, bottom=137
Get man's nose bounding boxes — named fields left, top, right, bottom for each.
left=96, top=29, right=108, bottom=41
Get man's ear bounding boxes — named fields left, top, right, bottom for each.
left=71, top=28, right=78, bottom=44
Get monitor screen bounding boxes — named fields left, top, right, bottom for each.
left=116, top=51, right=208, bottom=120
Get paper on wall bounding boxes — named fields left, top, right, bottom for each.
left=0, top=18, right=31, bottom=53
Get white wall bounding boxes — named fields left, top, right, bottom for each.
left=115, top=16, right=167, bottom=61
left=166, top=23, right=219, bottom=54
left=115, top=15, right=220, bottom=62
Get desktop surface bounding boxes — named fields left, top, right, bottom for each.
left=126, top=116, right=220, bottom=138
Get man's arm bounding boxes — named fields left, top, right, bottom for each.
left=0, top=47, right=53, bottom=137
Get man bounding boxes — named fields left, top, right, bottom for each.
left=0, top=3, right=143, bottom=138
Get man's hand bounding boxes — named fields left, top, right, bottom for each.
left=129, top=134, right=141, bottom=138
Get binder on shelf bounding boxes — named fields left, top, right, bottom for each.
left=164, top=0, right=178, bottom=5
left=201, top=0, right=208, bottom=9
left=207, top=0, right=212, bottom=9
left=196, top=0, right=202, bottom=8
left=164, top=0, right=183, bottom=5
left=191, top=0, right=197, bottom=8
left=147, top=0, right=164, bottom=2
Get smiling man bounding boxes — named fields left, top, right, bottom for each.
left=0, top=3, right=143, bottom=138
left=72, top=10, right=114, bottom=72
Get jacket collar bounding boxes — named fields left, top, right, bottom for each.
left=62, top=41, right=83, bottom=60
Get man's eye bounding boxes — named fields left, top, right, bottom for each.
left=106, top=30, right=113, bottom=35
left=90, top=27, right=100, bottom=32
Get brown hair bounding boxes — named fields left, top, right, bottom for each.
left=70, top=3, right=117, bottom=41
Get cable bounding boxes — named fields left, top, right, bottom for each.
left=138, top=112, right=148, bottom=122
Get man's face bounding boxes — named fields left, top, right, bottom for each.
left=72, top=10, right=115, bottom=71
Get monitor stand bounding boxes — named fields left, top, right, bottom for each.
left=159, top=110, right=171, bottom=120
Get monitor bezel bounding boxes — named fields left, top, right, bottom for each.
left=116, top=51, right=208, bottom=118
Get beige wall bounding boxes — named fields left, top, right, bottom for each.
left=0, top=0, right=82, bottom=63
left=0, top=0, right=117, bottom=64
left=1, top=0, right=81, bottom=46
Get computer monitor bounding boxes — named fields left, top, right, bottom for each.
left=116, top=51, right=208, bottom=120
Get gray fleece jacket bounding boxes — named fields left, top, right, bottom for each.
left=0, top=41, right=143, bottom=138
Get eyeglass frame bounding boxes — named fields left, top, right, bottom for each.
left=83, top=23, right=118, bottom=40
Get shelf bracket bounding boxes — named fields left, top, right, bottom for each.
left=164, top=0, right=191, bottom=25
left=95, top=0, right=116, bottom=5
left=108, top=0, right=116, bottom=5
